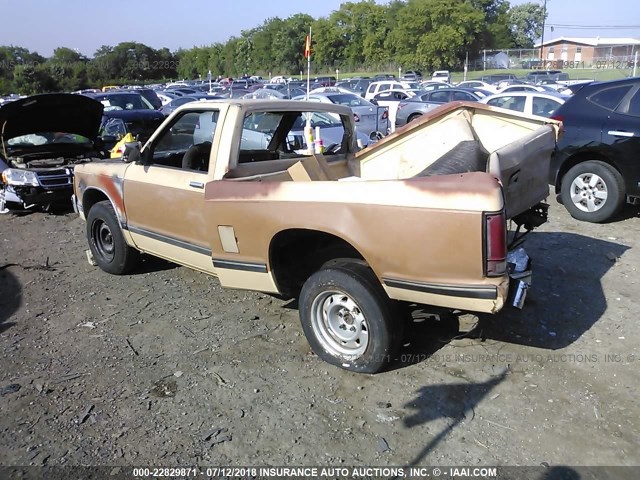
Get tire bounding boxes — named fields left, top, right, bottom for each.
left=407, top=113, right=422, bottom=124
left=560, top=160, right=625, bottom=223
left=87, top=200, right=139, bottom=274
left=299, top=261, right=402, bottom=373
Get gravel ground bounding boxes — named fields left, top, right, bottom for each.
left=1, top=197, right=639, bottom=475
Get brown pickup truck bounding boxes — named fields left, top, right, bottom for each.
left=73, top=99, right=559, bottom=373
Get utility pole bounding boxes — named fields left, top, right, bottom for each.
left=539, top=0, right=547, bottom=66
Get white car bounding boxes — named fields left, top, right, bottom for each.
left=499, top=84, right=552, bottom=94
left=371, top=89, right=418, bottom=131
left=364, top=81, right=409, bottom=101
left=455, top=80, right=499, bottom=93
left=431, top=70, right=451, bottom=83
left=480, top=92, right=568, bottom=118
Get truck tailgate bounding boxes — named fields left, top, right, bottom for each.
left=488, top=124, right=556, bottom=218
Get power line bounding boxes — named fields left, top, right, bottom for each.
left=547, top=23, right=640, bottom=29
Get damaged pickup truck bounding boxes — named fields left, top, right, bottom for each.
left=0, top=94, right=103, bottom=213
left=73, top=99, right=559, bottom=373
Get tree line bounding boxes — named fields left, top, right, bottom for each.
left=0, top=0, right=544, bottom=95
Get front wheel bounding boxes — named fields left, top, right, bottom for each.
left=299, top=261, right=402, bottom=373
left=87, top=200, right=139, bottom=274
left=560, top=160, right=625, bottom=223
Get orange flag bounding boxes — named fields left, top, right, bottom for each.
left=304, top=35, right=311, bottom=58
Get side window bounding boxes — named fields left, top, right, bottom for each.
left=589, top=86, right=633, bottom=110
left=150, top=110, right=218, bottom=171
left=102, top=118, right=126, bottom=137
left=240, top=112, right=281, bottom=150
left=452, top=91, right=474, bottom=101
left=623, top=89, right=640, bottom=117
left=488, top=96, right=525, bottom=112
left=532, top=97, right=562, bottom=117
left=380, top=84, right=390, bottom=92
left=430, top=91, right=451, bottom=103
left=366, top=84, right=376, bottom=94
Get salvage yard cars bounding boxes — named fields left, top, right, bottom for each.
left=1, top=94, right=103, bottom=213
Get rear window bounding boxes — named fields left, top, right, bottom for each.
left=588, top=85, right=633, bottom=110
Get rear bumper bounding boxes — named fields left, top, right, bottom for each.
left=381, top=247, right=534, bottom=313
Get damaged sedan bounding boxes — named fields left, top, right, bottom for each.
left=0, top=94, right=103, bottom=213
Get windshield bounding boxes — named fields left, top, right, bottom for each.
left=97, top=94, right=153, bottom=111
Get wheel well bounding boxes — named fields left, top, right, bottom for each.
left=82, top=189, right=110, bottom=218
left=555, top=152, right=620, bottom=192
left=269, top=229, right=365, bottom=297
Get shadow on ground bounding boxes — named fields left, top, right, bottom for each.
left=403, top=369, right=508, bottom=465
left=0, top=267, right=21, bottom=333
left=387, top=231, right=628, bottom=370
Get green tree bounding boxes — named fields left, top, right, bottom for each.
left=509, top=2, right=547, bottom=48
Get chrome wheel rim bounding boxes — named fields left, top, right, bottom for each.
left=570, top=173, right=608, bottom=213
left=310, top=290, right=369, bottom=358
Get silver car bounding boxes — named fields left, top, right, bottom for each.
left=296, top=92, right=390, bottom=137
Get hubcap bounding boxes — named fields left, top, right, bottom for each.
left=92, top=220, right=115, bottom=262
left=310, top=291, right=369, bottom=358
left=569, top=173, right=608, bottom=213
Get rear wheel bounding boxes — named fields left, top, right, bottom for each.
left=299, top=261, right=402, bottom=373
left=407, top=113, right=422, bottom=124
left=560, top=160, right=625, bottom=223
left=87, top=200, right=139, bottom=274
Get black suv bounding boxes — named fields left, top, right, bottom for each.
left=550, top=77, right=640, bottom=222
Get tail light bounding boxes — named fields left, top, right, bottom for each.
left=381, top=109, right=389, bottom=120
left=484, top=211, right=507, bottom=277
left=354, top=113, right=360, bottom=122
left=550, top=114, right=564, bottom=122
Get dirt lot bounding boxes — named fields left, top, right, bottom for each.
left=1, top=198, right=639, bottom=474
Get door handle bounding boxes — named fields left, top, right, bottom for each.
left=607, top=130, right=634, bottom=138
left=189, top=181, right=204, bottom=189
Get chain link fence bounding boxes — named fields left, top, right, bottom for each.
left=472, top=47, right=639, bottom=72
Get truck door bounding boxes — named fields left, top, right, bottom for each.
left=122, top=108, right=221, bottom=274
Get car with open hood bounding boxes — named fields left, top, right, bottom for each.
left=0, top=93, right=103, bottom=213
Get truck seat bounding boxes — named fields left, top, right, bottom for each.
left=182, top=142, right=212, bottom=172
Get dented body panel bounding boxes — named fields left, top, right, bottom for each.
left=74, top=100, right=558, bottom=314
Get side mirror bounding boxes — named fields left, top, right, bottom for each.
left=122, top=142, right=142, bottom=164
left=370, top=98, right=378, bottom=105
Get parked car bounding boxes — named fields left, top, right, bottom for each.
left=133, top=88, right=162, bottom=109
left=456, top=80, right=499, bottom=93
left=313, top=76, right=336, bottom=87
left=73, top=100, right=557, bottom=372
left=336, top=78, right=372, bottom=96
left=480, top=74, right=518, bottom=85
left=431, top=70, right=451, bottom=83
left=499, top=84, right=559, bottom=94
left=402, top=70, right=422, bottom=81
left=88, top=91, right=155, bottom=111
left=412, top=88, right=491, bottom=104
left=99, top=109, right=166, bottom=156
left=371, top=89, right=417, bottom=128
left=549, top=77, right=640, bottom=222
left=364, top=81, right=409, bottom=100
left=0, top=94, right=103, bottom=213
left=300, top=92, right=389, bottom=137
left=159, top=94, right=220, bottom=116
left=480, top=92, right=566, bottom=117
left=395, top=89, right=489, bottom=127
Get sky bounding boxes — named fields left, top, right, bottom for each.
left=0, top=0, right=638, bottom=57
